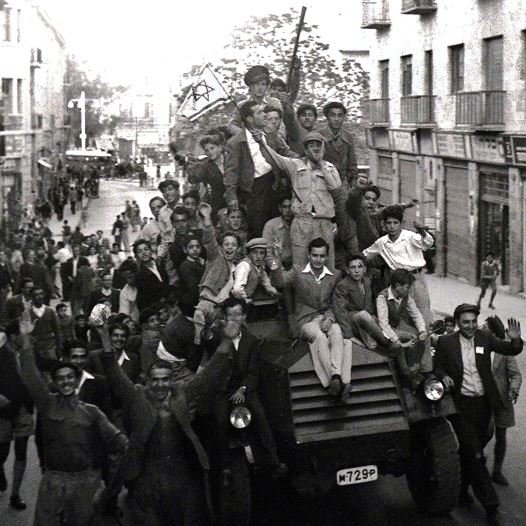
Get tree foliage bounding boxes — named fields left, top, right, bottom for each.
left=173, top=8, right=369, bottom=162
left=65, top=56, right=128, bottom=146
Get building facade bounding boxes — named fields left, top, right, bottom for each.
left=363, top=0, right=526, bottom=294
left=0, top=0, right=66, bottom=227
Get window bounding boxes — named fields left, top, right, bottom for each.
left=449, top=44, right=464, bottom=93
left=3, top=6, right=11, bottom=41
left=2, top=78, right=13, bottom=113
left=379, top=60, right=389, bottom=98
left=144, top=102, right=152, bottom=119
left=484, top=36, right=503, bottom=91
left=425, top=50, right=433, bottom=95
left=16, top=79, right=22, bottom=113
left=16, top=9, right=20, bottom=42
left=401, top=55, right=412, bottom=96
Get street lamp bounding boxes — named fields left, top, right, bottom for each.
left=67, top=91, right=99, bottom=151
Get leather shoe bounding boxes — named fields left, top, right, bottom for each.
left=10, top=495, right=27, bottom=510
left=486, top=510, right=501, bottom=526
left=458, top=491, right=474, bottom=506
left=341, top=383, right=353, bottom=404
left=0, top=467, right=6, bottom=492
left=492, top=472, right=509, bottom=486
left=328, top=377, right=343, bottom=397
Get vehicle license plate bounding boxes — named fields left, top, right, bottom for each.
left=336, top=465, right=378, bottom=485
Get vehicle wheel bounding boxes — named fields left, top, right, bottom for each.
left=406, top=418, right=460, bottom=515
left=218, top=448, right=251, bottom=526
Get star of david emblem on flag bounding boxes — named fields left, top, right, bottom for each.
left=177, top=65, right=230, bottom=121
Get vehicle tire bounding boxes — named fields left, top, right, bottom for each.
left=406, top=418, right=460, bottom=515
left=218, top=448, right=251, bottom=526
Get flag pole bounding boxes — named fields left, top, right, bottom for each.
left=286, top=6, right=307, bottom=92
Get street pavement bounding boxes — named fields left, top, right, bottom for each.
left=2, top=178, right=526, bottom=525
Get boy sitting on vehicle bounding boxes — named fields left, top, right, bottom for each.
left=376, top=269, right=428, bottom=388
left=232, top=238, right=279, bottom=302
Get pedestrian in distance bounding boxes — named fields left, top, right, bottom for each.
left=477, top=253, right=499, bottom=310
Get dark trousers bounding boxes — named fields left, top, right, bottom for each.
left=243, top=172, right=276, bottom=239
left=212, top=391, right=278, bottom=470
left=448, top=395, right=499, bottom=512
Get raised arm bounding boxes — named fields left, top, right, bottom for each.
left=224, top=139, right=241, bottom=207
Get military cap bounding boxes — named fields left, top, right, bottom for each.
left=323, top=101, right=347, bottom=118
left=244, top=66, right=270, bottom=86
left=303, top=131, right=326, bottom=145
left=453, top=303, right=480, bottom=320
left=245, top=237, right=269, bottom=251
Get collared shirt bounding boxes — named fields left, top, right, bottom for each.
left=117, top=350, right=130, bottom=367
left=72, top=257, right=78, bottom=277
left=76, top=369, right=95, bottom=394
left=144, top=260, right=163, bottom=282
left=363, top=229, right=434, bottom=271
left=376, top=287, right=426, bottom=342
left=301, top=263, right=334, bottom=284
left=232, top=334, right=241, bottom=351
left=32, top=304, right=46, bottom=318
left=262, top=217, right=292, bottom=265
left=232, top=259, right=277, bottom=300
left=246, top=130, right=272, bottom=178
left=459, top=334, right=485, bottom=397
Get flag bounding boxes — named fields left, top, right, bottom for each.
left=177, top=65, right=230, bottom=121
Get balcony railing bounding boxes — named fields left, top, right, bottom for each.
left=368, top=99, right=390, bottom=126
left=455, top=91, right=505, bottom=127
left=401, top=0, right=437, bottom=14
left=401, top=96, right=435, bottom=125
left=362, top=1, right=391, bottom=29
left=1, top=114, right=23, bottom=130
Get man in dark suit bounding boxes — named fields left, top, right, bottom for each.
left=133, top=240, right=171, bottom=311
left=84, top=272, right=120, bottom=315
left=62, top=340, right=112, bottom=418
left=60, top=245, right=89, bottom=302
left=0, top=278, right=34, bottom=330
left=211, top=298, right=287, bottom=486
left=224, top=99, right=296, bottom=238
left=87, top=323, right=141, bottom=385
left=434, top=304, right=523, bottom=526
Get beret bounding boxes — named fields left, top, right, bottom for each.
left=245, top=237, right=268, bottom=250
left=244, top=66, right=270, bottom=86
left=453, top=303, right=480, bottom=319
left=303, top=131, right=326, bottom=145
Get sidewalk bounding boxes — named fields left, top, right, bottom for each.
left=428, top=274, right=526, bottom=327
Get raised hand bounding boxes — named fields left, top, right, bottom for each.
left=506, top=318, right=522, bottom=340
left=198, top=202, right=212, bottom=219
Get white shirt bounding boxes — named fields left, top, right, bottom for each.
left=459, top=334, right=485, bottom=397
left=246, top=130, right=272, bottom=178
left=118, top=350, right=130, bottom=367
left=32, top=305, right=46, bottom=318
left=145, top=261, right=163, bottom=282
left=232, top=334, right=242, bottom=351
left=363, top=229, right=434, bottom=271
left=72, top=257, right=79, bottom=277
left=76, top=370, right=95, bottom=394
left=301, top=263, right=334, bottom=284
left=55, top=247, right=72, bottom=264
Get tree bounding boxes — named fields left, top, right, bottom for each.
left=172, top=8, right=369, bottom=162
left=65, top=56, right=128, bottom=147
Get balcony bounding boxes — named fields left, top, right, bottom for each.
left=368, top=99, right=390, bottom=127
left=401, top=96, right=435, bottom=126
left=401, top=0, right=437, bottom=14
left=1, top=114, right=23, bottom=131
left=362, top=1, right=391, bottom=29
left=455, top=91, right=505, bottom=129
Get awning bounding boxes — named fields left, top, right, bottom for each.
left=37, top=158, right=53, bottom=169
left=65, top=149, right=111, bottom=158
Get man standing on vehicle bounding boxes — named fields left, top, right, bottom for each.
left=434, top=304, right=523, bottom=526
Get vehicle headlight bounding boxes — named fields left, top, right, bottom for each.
left=423, top=377, right=445, bottom=401
left=230, top=406, right=252, bottom=429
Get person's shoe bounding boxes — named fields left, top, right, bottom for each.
left=458, top=490, right=474, bottom=506
left=9, top=495, right=27, bottom=510
left=486, top=509, right=501, bottom=526
left=489, top=304, right=496, bottom=310
left=341, top=383, right=353, bottom=404
left=221, top=469, right=234, bottom=489
left=328, top=376, right=343, bottom=397
left=0, top=467, right=6, bottom=492
left=270, top=462, right=289, bottom=479
left=492, top=472, right=509, bottom=486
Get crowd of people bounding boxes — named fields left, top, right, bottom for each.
left=0, top=63, right=522, bottom=526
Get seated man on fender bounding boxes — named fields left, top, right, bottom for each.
left=210, top=298, right=287, bottom=486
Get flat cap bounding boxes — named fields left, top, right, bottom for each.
left=303, top=131, right=326, bottom=145
left=244, top=66, right=270, bottom=86
left=453, top=303, right=480, bottom=319
left=245, top=237, right=268, bottom=251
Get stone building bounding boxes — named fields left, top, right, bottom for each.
left=363, top=0, right=526, bottom=293
left=0, top=0, right=66, bottom=226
